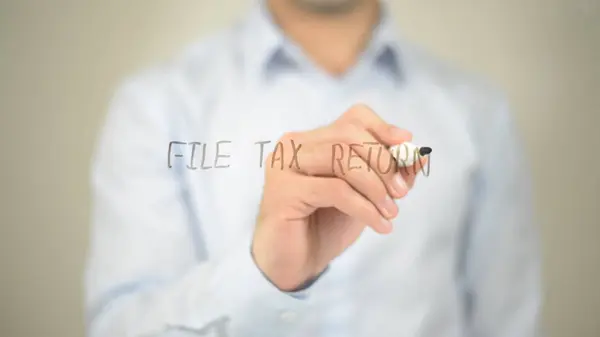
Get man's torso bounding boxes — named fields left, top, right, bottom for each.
left=136, top=8, right=500, bottom=336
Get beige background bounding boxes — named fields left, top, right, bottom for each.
left=1, top=0, right=599, bottom=336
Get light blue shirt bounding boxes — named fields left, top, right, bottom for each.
left=84, top=2, right=542, bottom=337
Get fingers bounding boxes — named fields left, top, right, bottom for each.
left=263, top=103, right=426, bottom=233
left=294, top=141, right=399, bottom=220
left=293, top=123, right=409, bottom=198
left=336, top=103, right=413, bottom=146
left=399, top=156, right=429, bottom=189
left=299, top=175, right=393, bottom=234
left=337, top=104, right=416, bottom=196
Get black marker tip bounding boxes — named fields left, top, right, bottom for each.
left=419, top=147, right=432, bottom=156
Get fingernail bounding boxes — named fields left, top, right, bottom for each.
left=379, top=195, right=397, bottom=219
left=380, top=217, right=393, bottom=233
left=393, top=174, right=408, bottom=196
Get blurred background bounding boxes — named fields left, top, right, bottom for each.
left=1, top=0, right=598, bottom=336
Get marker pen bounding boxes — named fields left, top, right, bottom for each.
left=389, top=142, right=432, bottom=167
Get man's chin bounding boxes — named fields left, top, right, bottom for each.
left=291, top=0, right=364, bottom=15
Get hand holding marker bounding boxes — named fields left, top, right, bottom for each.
left=390, top=142, right=432, bottom=174
left=252, top=104, right=432, bottom=292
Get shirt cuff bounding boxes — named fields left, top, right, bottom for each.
left=282, top=265, right=329, bottom=299
left=177, top=241, right=312, bottom=330
left=248, top=245, right=329, bottom=300
left=213, top=241, right=311, bottom=308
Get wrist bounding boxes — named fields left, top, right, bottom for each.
left=251, top=241, right=321, bottom=292
left=250, top=243, right=298, bottom=291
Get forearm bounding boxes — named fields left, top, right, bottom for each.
left=87, top=243, right=307, bottom=337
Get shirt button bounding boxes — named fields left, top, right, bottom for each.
left=279, top=310, right=297, bottom=322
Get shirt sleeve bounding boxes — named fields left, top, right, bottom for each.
left=459, top=97, right=543, bottom=337
left=84, top=75, right=314, bottom=337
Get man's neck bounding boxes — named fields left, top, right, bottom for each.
left=267, top=0, right=380, bottom=76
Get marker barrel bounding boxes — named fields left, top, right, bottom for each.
left=389, top=142, right=431, bottom=167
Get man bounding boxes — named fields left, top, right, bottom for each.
left=84, top=0, right=542, bottom=336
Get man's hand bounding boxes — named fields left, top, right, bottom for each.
left=251, top=104, right=427, bottom=291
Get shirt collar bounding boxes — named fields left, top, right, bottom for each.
left=241, top=0, right=403, bottom=83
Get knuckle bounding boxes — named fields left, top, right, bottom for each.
left=376, top=186, right=390, bottom=203
left=340, top=103, right=367, bottom=122
left=382, top=174, right=397, bottom=189
left=337, top=123, right=361, bottom=144
left=345, top=121, right=363, bottom=133
left=330, top=180, right=353, bottom=204
left=328, top=178, right=348, bottom=193
left=351, top=194, right=377, bottom=219
left=303, top=162, right=318, bottom=177
left=300, top=145, right=320, bottom=175
left=379, top=157, right=397, bottom=177
left=360, top=199, right=379, bottom=217
left=306, top=178, right=321, bottom=200
left=362, top=173, right=389, bottom=201
left=348, top=103, right=370, bottom=116
left=280, top=131, right=299, bottom=142
left=309, top=178, right=340, bottom=201
left=366, top=176, right=388, bottom=198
